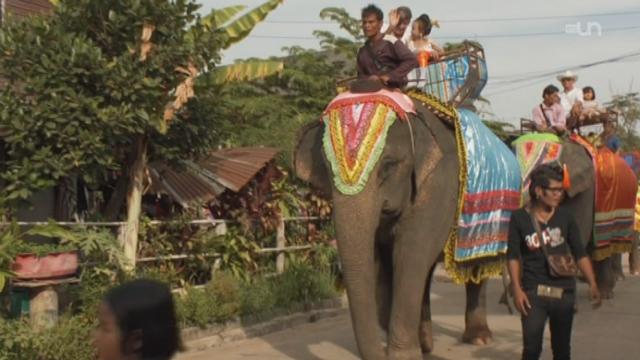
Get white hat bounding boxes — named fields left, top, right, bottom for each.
left=557, top=70, right=578, bottom=81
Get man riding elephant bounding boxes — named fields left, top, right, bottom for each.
left=357, top=5, right=417, bottom=88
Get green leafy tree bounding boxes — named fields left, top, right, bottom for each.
left=0, top=0, right=282, bottom=267
left=214, top=7, right=362, bottom=163
left=606, top=92, right=640, bottom=151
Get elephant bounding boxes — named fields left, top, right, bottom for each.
left=294, top=99, right=493, bottom=359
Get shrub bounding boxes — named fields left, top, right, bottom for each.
left=176, top=272, right=241, bottom=328
left=0, top=315, right=95, bottom=360
left=273, top=260, right=337, bottom=308
left=239, top=276, right=276, bottom=316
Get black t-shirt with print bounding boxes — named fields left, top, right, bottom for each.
left=507, top=207, right=587, bottom=290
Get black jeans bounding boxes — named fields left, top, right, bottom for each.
left=521, top=288, right=575, bottom=360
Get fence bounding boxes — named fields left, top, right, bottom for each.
left=8, top=216, right=327, bottom=275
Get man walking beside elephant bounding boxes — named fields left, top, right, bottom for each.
left=508, top=164, right=601, bottom=360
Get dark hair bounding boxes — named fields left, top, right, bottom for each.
left=529, top=163, right=563, bottom=202
left=415, top=14, right=433, bottom=36
left=542, top=84, right=559, bottom=98
left=362, top=4, right=383, bottom=21
left=397, top=6, right=412, bottom=21
left=583, top=86, right=596, bottom=100
left=104, top=279, right=181, bottom=359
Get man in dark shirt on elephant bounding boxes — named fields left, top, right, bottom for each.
left=357, top=4, right=418, bottom=89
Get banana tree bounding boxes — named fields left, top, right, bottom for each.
left=117, top=0, right=286, bottom=268
left=4, top=0, right=285, bottom=271
left=200, top=0, right=285, bottom=84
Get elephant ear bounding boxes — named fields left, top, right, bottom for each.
left=293, top=121, right=331, bottom=196
left=411, top=103, right=452, bottom=200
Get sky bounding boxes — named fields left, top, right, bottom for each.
left=200, top=0, right=640, bottom=127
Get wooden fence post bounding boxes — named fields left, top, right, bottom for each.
left=276, top=216, right=286, bottom=274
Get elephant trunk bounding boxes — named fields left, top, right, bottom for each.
left=333, top=193, right=385, bottom=360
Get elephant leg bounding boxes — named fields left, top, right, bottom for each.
left=594, top=258, right=616, bottom=299
left=333, top=196, right=386, bottom=360
left=630, top=233, right=640, bottom=275
left=462, top=279, right=493, bottom=345
left=386, top=229, right=442, bottom=360
left=375, top=241, right=393, bottom=333
left=612, top=253, right=625, bottom=281
left=419, top=264, right=436, bottom=354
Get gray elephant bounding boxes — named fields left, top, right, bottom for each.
left=294, top=99, right=493, bottom=359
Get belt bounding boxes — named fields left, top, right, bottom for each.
left=536, top=284, right=564, bottom=299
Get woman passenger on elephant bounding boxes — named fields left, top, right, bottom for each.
left=507, top=163, right=601, bottom=360
left=408, top=14, right=444, bottom=67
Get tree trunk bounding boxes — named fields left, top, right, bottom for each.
left=119, top=136, right=148, bottom=271
left=103, top=175, right=129, bottom=220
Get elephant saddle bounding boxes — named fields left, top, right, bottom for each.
left=321, top=90, right=416, bottom=195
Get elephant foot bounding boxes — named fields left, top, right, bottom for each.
left=419, top=320, right=434, bottom=354
left=387, top=347, right=423, bottom=360
left=462, top=326, right=493, bottom=346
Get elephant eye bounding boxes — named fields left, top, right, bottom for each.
left=378, top=158, right=401, bottom=183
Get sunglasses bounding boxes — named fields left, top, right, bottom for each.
left=543, top=186, right=564, bottom=195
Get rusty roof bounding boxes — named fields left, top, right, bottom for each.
left=149, top=147, right=280, bottom=208
left=3, top=0, right=53, bottom=20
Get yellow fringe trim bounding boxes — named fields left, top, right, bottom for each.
left=407, top=89, right=507, bottom=284
left=405, top=89, right=457, bottom=125
left=592, top=242, right=634, bottom=262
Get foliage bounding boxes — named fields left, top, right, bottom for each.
left=272, top=259, right=337, bottom=308
left=204, top=60, right=284, bottom=84
left=212, top=7, right=361, bottom=160
left=0, top=224, right=20, bottom=292
left=0, top=0, right=221, bottom=212
left=239, top=275, right=276, bottom=316
left=199, top=1, right=286, bottom=84
left=0, top=315, right=95, bottom=360
left=176, top=258, right=339, bottom=329
left=206, top=0, right=284, bottom=50
left=606, top=91, right=640, bottom=151
left=208, top=228, right=261, bottom=281
left=482, top=120, right=517, bottom=143
left=175, top=272, right=241, bottom=328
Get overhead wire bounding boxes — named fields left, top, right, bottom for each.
left=261, top=9, right=640, bottom=24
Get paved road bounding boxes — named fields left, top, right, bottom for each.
left=179, top=267, right=640, bottom=360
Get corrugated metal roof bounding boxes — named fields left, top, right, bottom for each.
left=149, top=147, right=280, bottom=208
left=4, top=0, right=53, bottom=20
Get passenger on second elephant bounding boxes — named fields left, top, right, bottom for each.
left=599, top=119, right=621, bottom=154
left=531, top=85, right=567, bottom=136
left=557, top=71, right=583, bottom=125
left=357, top=4, right=419, bottom=89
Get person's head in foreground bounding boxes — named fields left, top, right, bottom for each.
left=93, top=279, right=182, bottom=360
left=529, top=163, right=565, bottom=209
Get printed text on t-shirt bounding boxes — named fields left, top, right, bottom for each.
left=525, top=227, right=565, bottom=250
